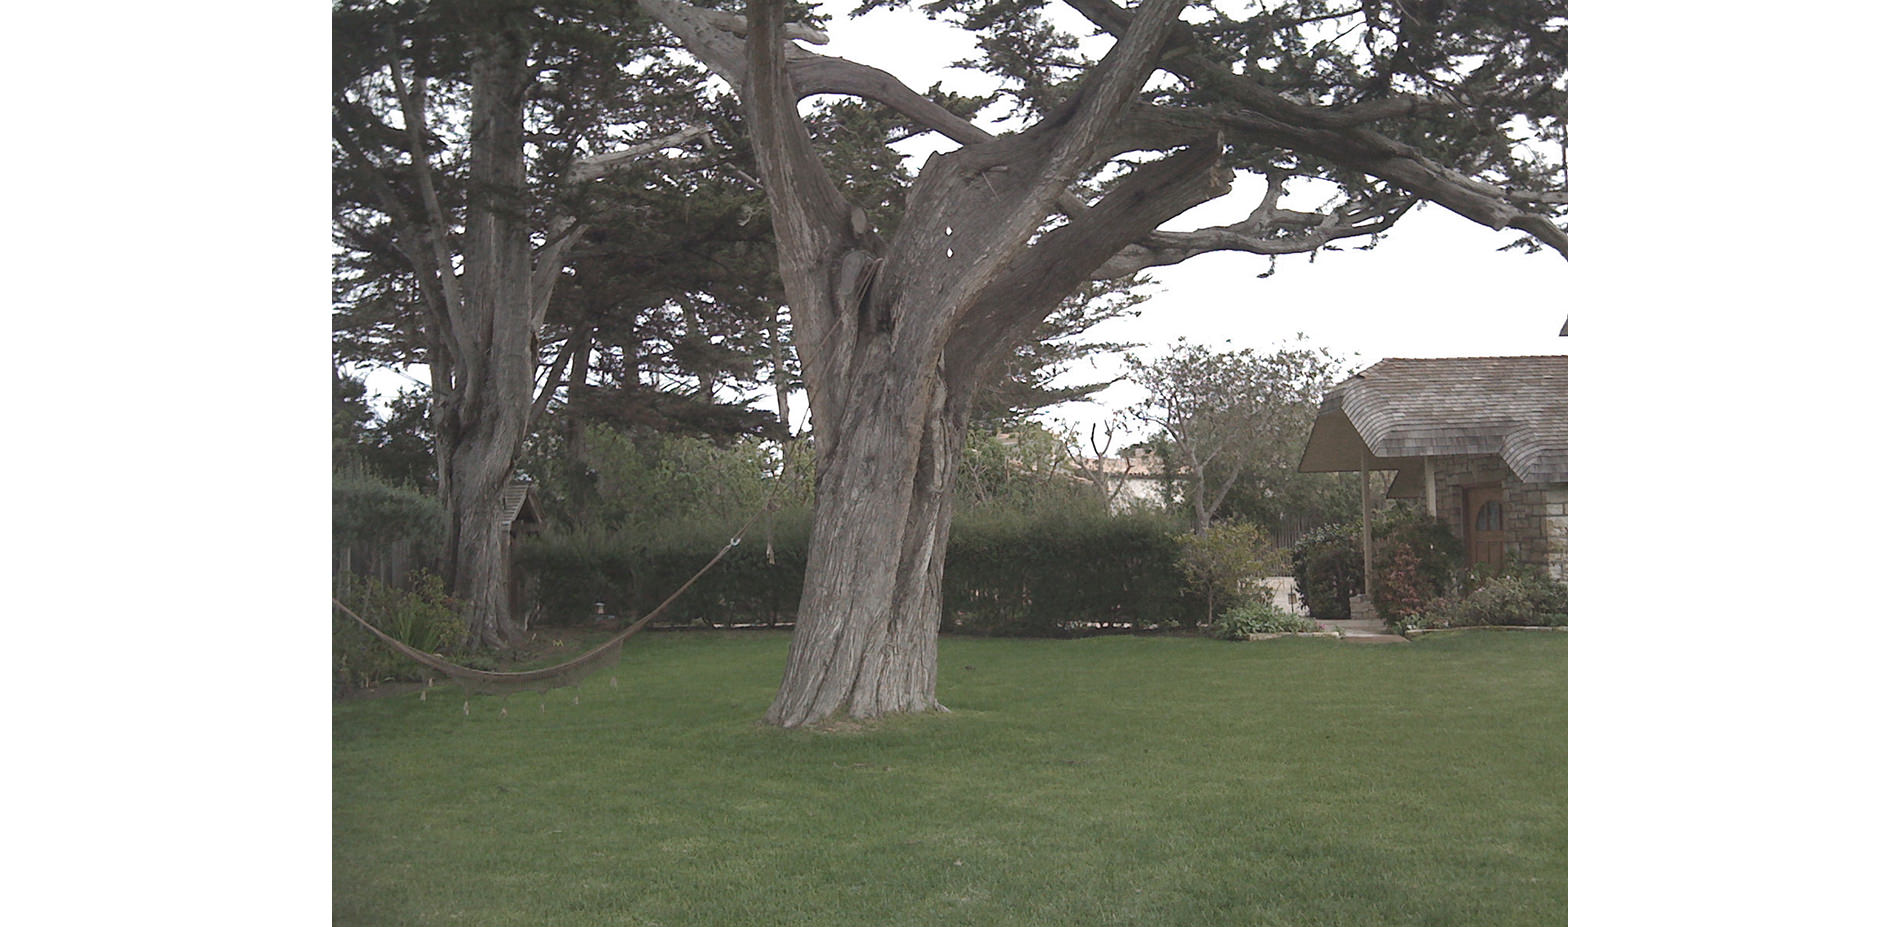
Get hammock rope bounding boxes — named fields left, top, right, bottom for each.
left=334, top=500, right=774, bottom=698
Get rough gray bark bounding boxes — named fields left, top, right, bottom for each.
left=436, top=19, right=538, bottom=648
left=722, top=0, right=1219, bottom=726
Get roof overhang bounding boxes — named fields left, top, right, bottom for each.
left=1296, top=356, right=1567, bottom=486
left=1297, top=401, right=1402, bottom=474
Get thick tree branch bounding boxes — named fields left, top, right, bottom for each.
left=1060, top=0, right=1567, bottom=257
left=864, top=0, right=1196, bottom=381
left=530, top=335, right=581, bottom=423
left=1099, top=188, right=1418, bottom=278
left=947, top=133, right=1229, bottom=388
left=633, top=0, right=751, bottom=85
left=530, top=124, right=713, bottom=329
left=333, top=108, right=460, bottom=383
left=742, top=0, right=879, bottom=433
left=384, top=58, right=473, bottom=366
left=1032, top=0, right=1194, bottom=187
left=1212, top=108, right=1565, bottom=256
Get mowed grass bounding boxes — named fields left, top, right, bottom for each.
left=334, top=631, right=1565, bottom=926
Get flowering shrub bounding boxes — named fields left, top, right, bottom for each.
left=1372, top=543, right=1432, bottom=623
left=1392, top=571, right=1568, bottom=632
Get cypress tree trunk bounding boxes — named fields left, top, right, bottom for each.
left=729, top=0, right=1214, bottom=726
left=764, top=374, right=966, bottom=726
left=437, top=13, right=536, bottom=649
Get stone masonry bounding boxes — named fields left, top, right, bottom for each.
left=1426, top=454, right=1567, bottom=582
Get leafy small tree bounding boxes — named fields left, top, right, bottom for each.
left=957, top=420, right=1091, bottom=511
left=1175, top=520, right=1289, bottom=627
left=1129, top=339, right=1344, bottom=536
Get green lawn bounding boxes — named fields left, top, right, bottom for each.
left=333, top=631, right=1565, bottom=926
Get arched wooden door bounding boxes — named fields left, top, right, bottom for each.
left=1465, top=486, right=1508, bottom=570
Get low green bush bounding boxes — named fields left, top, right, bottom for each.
left=1175, top=521, right=1290, bottom=628
left=333, top=572, right=463, bottom=690
left=1369, top=513, right=1461, bottom=620
left=1396, top=570, right=1568, bottom=632
left=1289, top=522, right=1360, bottom=620
left=1210, top=601, right=1321, bottom=640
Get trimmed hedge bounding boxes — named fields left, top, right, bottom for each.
left=515, top=506, right=1201, bottom=636
left=944, top=508, right=1200, bottom=635
left=515, top=510, right=810, bottom=628
left=333, top=473, right=445, bottom=552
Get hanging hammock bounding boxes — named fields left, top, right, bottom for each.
left=334, top=504, right=770, bottom=699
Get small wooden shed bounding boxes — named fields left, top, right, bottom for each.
left=499, top=481, right=545, bottom=624
left=1298, top=356, right=1567, bottom=581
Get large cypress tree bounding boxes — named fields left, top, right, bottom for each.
left=332, top=0, right=727, bottom=646
left=636, top=0, right=1565, bottom=726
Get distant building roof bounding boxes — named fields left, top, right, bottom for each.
left=1298, top=356, right=1567, bottom=485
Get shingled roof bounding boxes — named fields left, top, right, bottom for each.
left=1298, top=356, right=1567, bottom=485
left=499, top=482, right=543, bottom=535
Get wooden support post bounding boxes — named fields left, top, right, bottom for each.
left=1360, top=448, right=1375, bottom=598
left=1424, top=455, right=1438, bottom=518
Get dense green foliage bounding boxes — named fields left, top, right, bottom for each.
left=1402, top=570, right=1569, bottom=633
left=333, top=573, right=464, bottom=690
left=1210, top=600, right=1320, bottom=640
left=511, top=422, right=1213, bottom=635
left=332, top=472, right=446, bottom=554
left=944, top=505, right=1200, bottom=635
left=1289, top=506, right=1568, bottom=631
left=1289, top=521, right=1363, bottom=620
left=515, top=509, right=813, bottom=628
left=517, top=502, right=1203, bottom=635
left=1221, top=469, right=1364, bottom=547
left=1174, top=520, right=1289, bottom=625
left=1290, top=506, right=1463, bottom=619
left=525, top=424, right=799, bottom=533
left=1369, top=512, right=1465, bottom=620
left=335, top=631, right=1568, bottom=925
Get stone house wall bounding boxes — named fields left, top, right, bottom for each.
left=1424, top=454, right=1567, bottom=582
